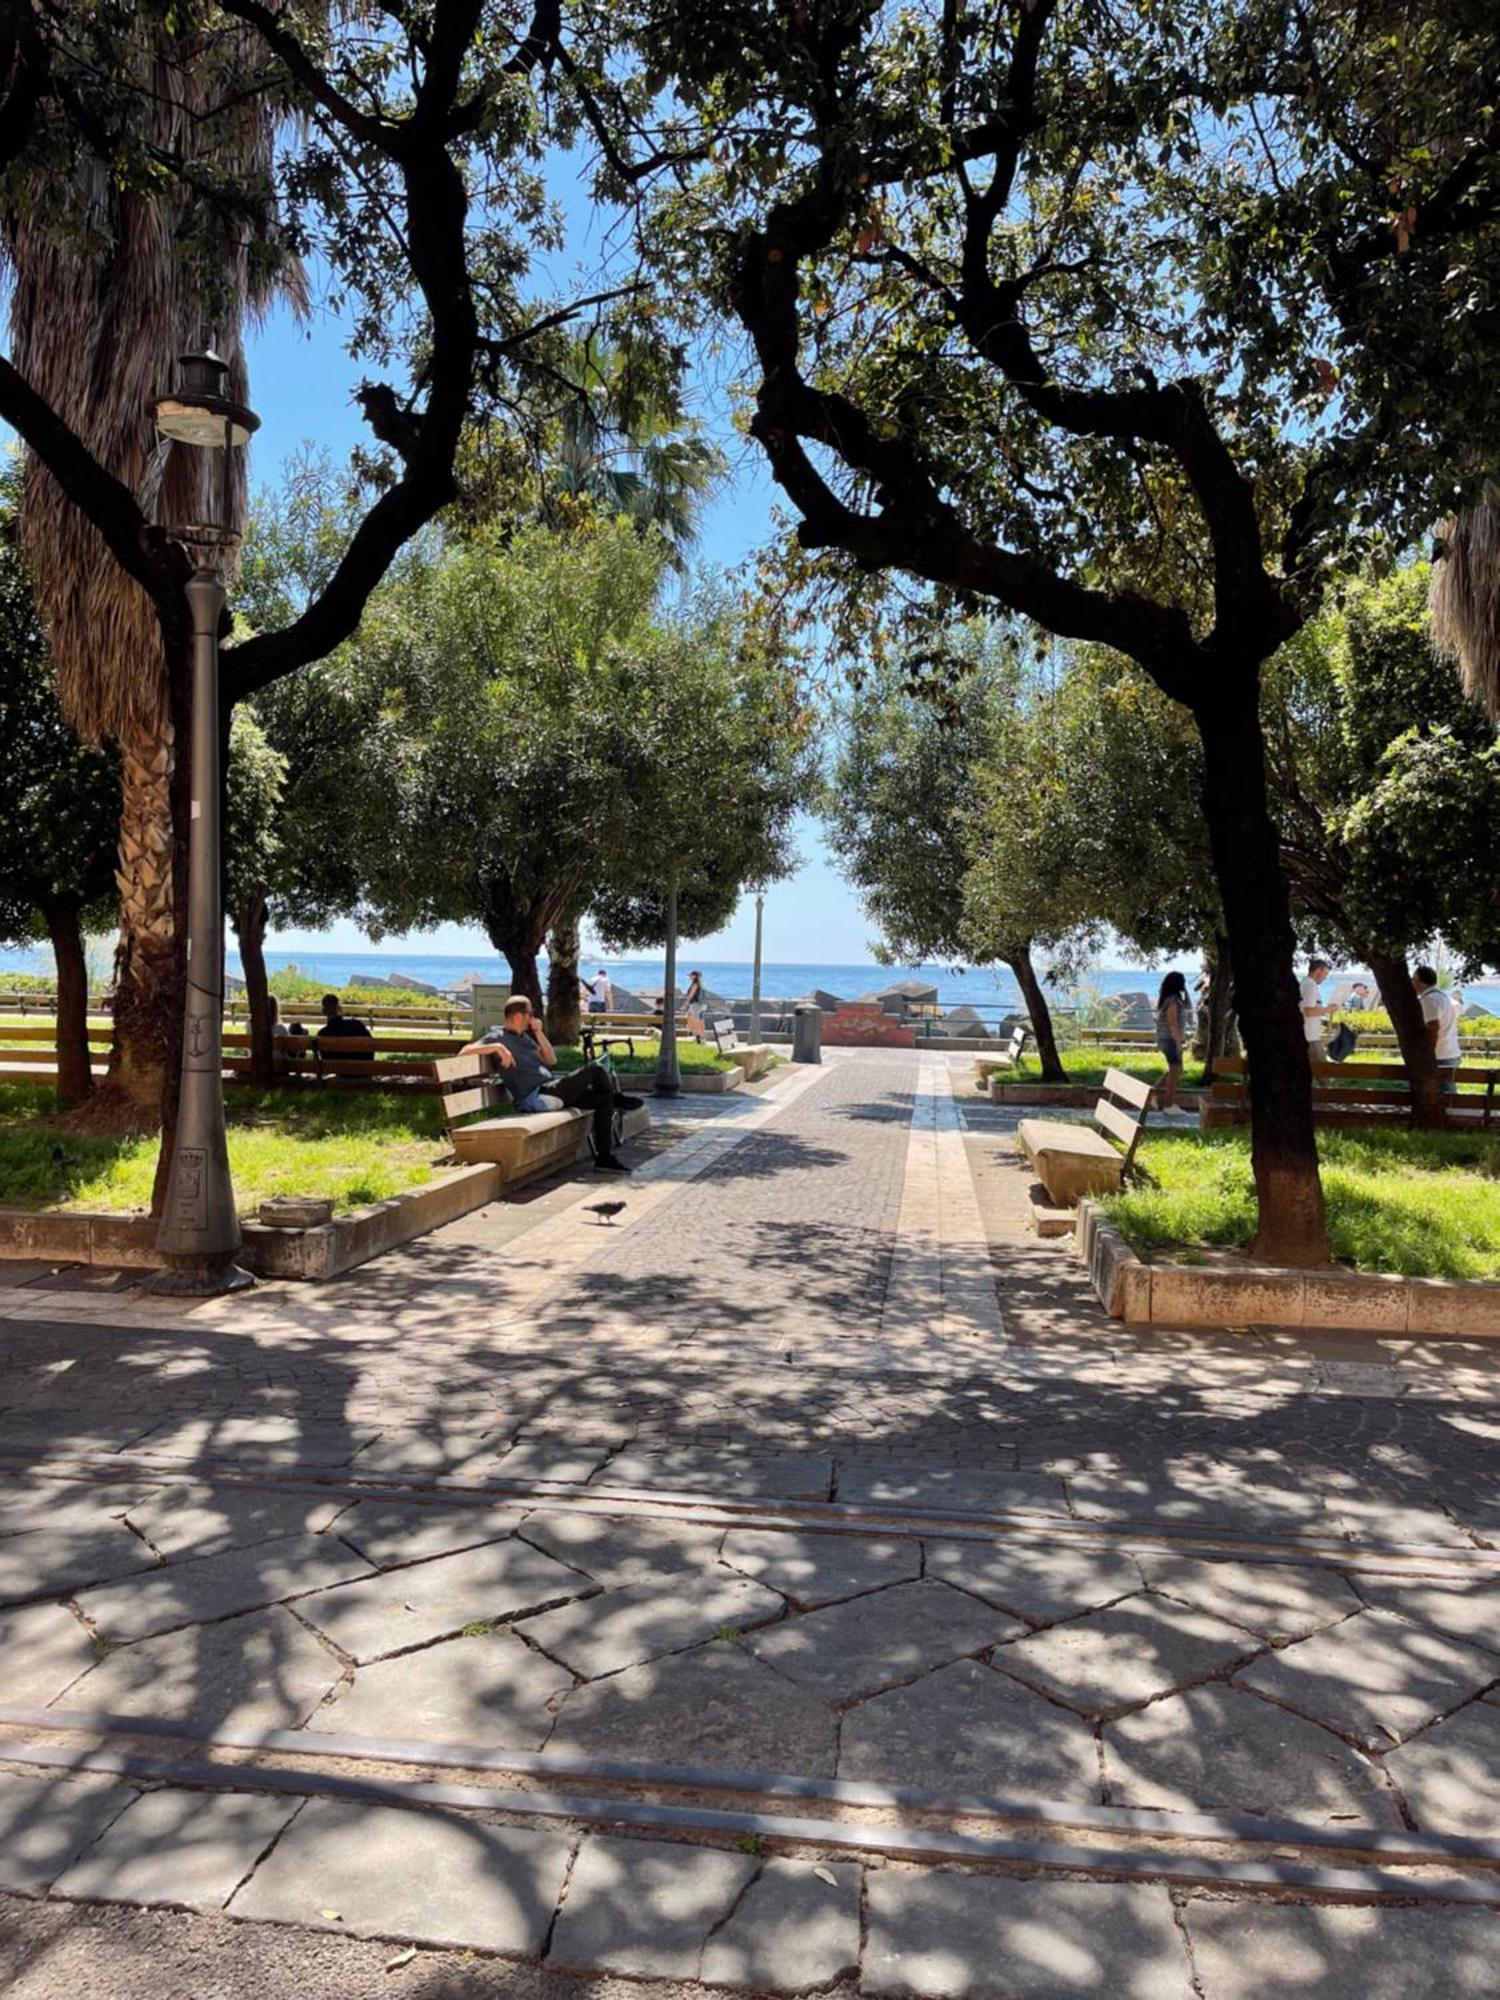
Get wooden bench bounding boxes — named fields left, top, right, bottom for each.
left=973, top=1023, right=1029, bottom=1087
left=431, top=1050, right=649, bottom=1185
left=707, top=1017, right=774, bottom=1080
left=1207, top=1056, right=1500, bottom=1129
left=1017, top=1069, right=1155, bottom=1205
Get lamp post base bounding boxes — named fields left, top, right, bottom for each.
left=146, top=1258, right=255, bottom=1298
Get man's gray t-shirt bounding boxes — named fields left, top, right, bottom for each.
left=479, top=1025, right=553, bottom=1104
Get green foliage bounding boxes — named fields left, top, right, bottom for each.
left=343, top=519, right=812, bottom=963
left=1266, top=566, right=1500, bottom=974
left=1105, top=1128, right=1500, bottom=1279
left=0, top=474, right=117, bottom=947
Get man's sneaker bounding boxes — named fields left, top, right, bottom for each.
left=594, top=1154, right=631, bottom=1173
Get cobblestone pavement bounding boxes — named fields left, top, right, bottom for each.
left=1, top=1049, right=1498, bottom=1996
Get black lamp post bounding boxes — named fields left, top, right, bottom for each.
left=147, top=346, right=259, bottom=1295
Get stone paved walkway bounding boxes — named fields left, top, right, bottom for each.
left=1, top=1049, right=1498, bottom=1996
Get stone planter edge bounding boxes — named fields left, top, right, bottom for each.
left=1074, top=1198, right=1500, bottom=1336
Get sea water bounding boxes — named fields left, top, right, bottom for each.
left=4, top=942, right=1495, bottom=1014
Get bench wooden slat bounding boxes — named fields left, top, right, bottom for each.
left=1102, top=1067, right=1155, bottom=1111
left=432, top=1053, right=484, bottom=1084
left=1094, top=1097, right=1145, bottom=1150
left=441, top=1084, right=501, bottom=1121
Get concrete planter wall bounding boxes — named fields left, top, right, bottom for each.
left=1076, top=1198, right=1500, bottom=1336
left=0, top=1163, right=505, bottom=1283
left=654, top=1066, right=744, bottom=1095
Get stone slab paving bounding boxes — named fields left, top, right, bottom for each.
left=6, top=1054, right=1500, bottom=1990
left=546, top=1835, right=756, bottom=1980
left=332, top=1499, right=525, bottom=1568
left=0, top=1525, right=160, bottom=1606
left=0, top=1773, right=134, bottom=1894
left=1350, top=1576, right=1500, bottom=1656
left=296, top=1538, right=592, bottom=1664
left=720, top=1526, right=922, bottom=1608
left=697, top=1856, right=861, bottom=1990
left=744, top=1578, right=1014, bottom=1700
left=51, top=1787, right=298, bottom=1912
left=230, top=1797, right=573, bottom=1955
left=1233, top=1607, right=1500, bottom=1750
left=838, top=1656, right=1101, bottom=1799
left=516, top=1511, right=728, bottom=1587
left=316, top=1624, right=572, bottom=1745
left=123, top=1482, right=352, bottom=1559
left=1136, top=1555, right=1364, bottom=1645
left=597, top=1446, right=834, bottom=1498
left=75, top=1533, right=372, bottom=1642
left=516, top=1572, right=783, bottom=1680
left=0, top=1601, right=99, bottom=1704
left=1102, top=1682, right=1401, bottom=1823
left=0, top=1476, right=151, bottom=1538
left=924, top=1543, right=1144, bottom=1628
left=1180, top=1898, right=1500, bottom=1998
left=836, top=1464, right=1070, bottom=1515
left=862, top=1869, right=1197, bottom=1998
left=68, top=1605, right=344, bottom=1729
left=547, top=1639, right=839, bottom=1773
left=1383, top=1693, right=1500, bottom=1835
left=995, top=1592, right=1264, bottom=1720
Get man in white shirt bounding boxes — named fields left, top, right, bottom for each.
left=1414, top=965, right=1462, bottom=1093
left=587, top=969, right=612, bottom=1014
left=1299, top=958, right=1331, bottom=1053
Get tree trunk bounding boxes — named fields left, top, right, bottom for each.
left=546, top=911, right=583, bottom=1045
left=235, top=889, right=272, bottom=1088
left=1368, top=948, right=1445, bottom=1129
left=1194, top=678, right=1330, bottom=1266
left=1205, top=930, right=1239, bottom=1062
left=1008, top=946, right=1065, bottom=1082
left=44, top=895, right=93, bottom=1108
left=109, top=721, right=179, bottom=1124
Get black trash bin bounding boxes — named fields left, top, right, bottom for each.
left=792, top=1002, right=823, bottom=1065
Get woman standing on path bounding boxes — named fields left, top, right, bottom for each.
left=1154, top=971, right=1192, bottom=1109
left=684, top=969, right=706, bottom=1039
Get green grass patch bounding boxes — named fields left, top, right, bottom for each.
left=0, top=1086, right=446, bottom=1218
left=1011, top=1047, right=1208, bottom=1091
left=1102, top=1126, right=1500, bottom=1279
left=554, top=1038, right=734, bottom=1076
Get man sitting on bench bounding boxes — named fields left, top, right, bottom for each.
left=462, top=995, right=634, bottom=1173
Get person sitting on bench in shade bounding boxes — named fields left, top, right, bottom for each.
left=316, top=992, right=374, bottom=1063
left=462, top=994, right=636, bottom=1173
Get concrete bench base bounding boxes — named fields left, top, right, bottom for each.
left=452, top=1102, right=650, bottom=1181
left=1017, top=1117, right=1127, bottom=1205
left=723, top=1044, right=773, bottom=1080
left=973, top=1054, right=1022, bottom=1086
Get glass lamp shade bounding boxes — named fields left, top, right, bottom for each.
left=152, top=348, right=259, bottom=448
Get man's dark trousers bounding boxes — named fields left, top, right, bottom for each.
left=551, top=1062, right=620, bottom=1159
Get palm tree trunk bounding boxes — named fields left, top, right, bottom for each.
left=1367, top=949, right=1446, bottom=1129
left=1194, top=677, right=1330, bottom=1266
left=43, top=894, right=93, bottom=1108
left=546, top=911, right=582, bottom=1044
left=1007, top=946, right=1065, bottom=1082
left=235, top=889, right=272, bottom=1087
left=109, top=721, right=179, bottom=1118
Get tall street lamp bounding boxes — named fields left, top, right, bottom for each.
left=655, top=880, right=681, bottom=1097
left=147, top=346, right=258, bottom=1296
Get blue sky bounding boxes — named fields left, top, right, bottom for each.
left=243, top=274, right=876, bottom=963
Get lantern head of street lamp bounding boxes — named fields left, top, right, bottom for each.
left=152, top=346, right=260, bottom=449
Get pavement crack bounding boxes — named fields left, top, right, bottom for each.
left=222, top=1794, right=307, bottom=1911
left=697, top=1855, right=765, bottom=1975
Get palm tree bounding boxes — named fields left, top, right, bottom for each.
left=4, top=14, right=294, bottom=1127
left=544, top=337, right=722, bottom=565
left=1430, top=489, right=1500, bottom=721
